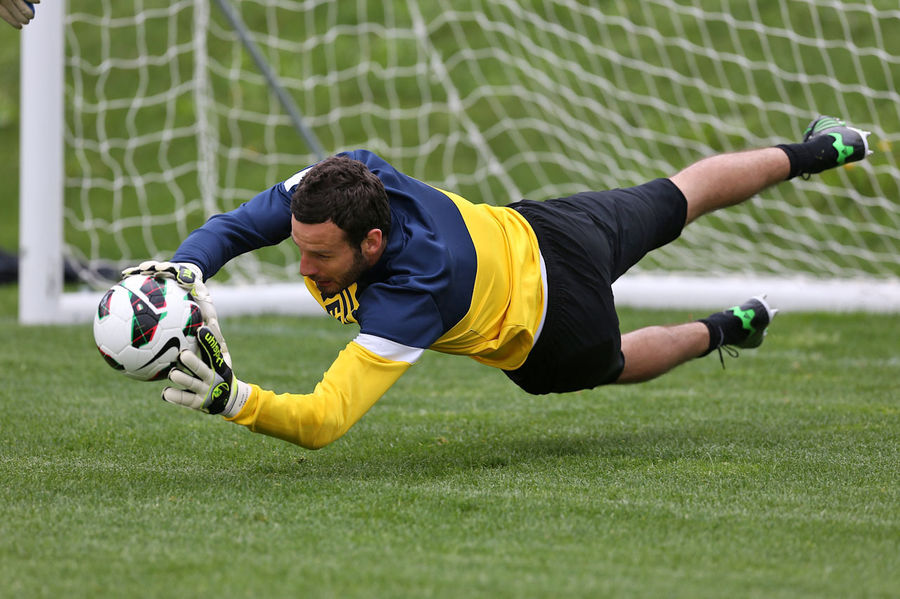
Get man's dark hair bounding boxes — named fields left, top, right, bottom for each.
left=290, top=155, right=391, bottom=247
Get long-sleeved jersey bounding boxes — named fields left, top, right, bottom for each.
left=173, top=150, right=544, bottom=448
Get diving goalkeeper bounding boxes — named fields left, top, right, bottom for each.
left=125, top=116, right=871, bottom=449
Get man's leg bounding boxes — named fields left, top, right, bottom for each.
left=613, top=149, right=789, bottom=384
left=613, top=117, right=872, bottom=384
left=599, top=149, right=788, bottom=385
left=672, top=116, right=871, bottom=225
left=671, top=147, right=790, bottom=225
left=616, top=322, right=709, bottom=383
left=616, top=295, right=777, bottom=384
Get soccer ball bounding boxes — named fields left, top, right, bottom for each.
left=93, top=275, right=203, bottom=381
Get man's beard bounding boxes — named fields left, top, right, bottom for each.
left=317, top=249, right=369, bottom=298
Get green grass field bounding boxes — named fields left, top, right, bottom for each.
left=1, top=284, right=898, bottom=598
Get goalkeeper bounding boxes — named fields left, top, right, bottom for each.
left=128, top=116, right=871, bottom=449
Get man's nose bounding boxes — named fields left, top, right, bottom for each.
left=299, top=255, right=316, bottom=277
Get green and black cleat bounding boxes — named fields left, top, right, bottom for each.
left=802, top=115, right=872, bottom=168
left=721, top=295, right=778, bottom=349
left=700, top=295, right=778, bottom=364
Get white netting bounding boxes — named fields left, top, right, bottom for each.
left=63, top=0, right=900, bottom=289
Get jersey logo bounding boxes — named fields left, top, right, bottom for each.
left=324, top=287, right=359, bottom=324
left=305, top=278, right=360, bottom=325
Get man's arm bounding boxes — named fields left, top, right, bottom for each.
left=164, top=328, right=415, bottom=450
left=227, top=341, right=412, bottom=449
left=172, top=182, right=295, bottom=278
left=125, top=178, right=302, bottom=364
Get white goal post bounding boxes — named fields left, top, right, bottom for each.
left=20, top=0, right=900, bottom=324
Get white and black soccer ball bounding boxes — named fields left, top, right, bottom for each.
left=93, top=275, right=202, bottom=381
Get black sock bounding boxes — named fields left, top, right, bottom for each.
left=698, top=307, right=752, bottom=356
left=698, top=318, right=725, bottom=357
left=776, top=135, right=840, bottom=179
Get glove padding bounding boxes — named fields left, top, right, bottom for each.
left=122, top=259, right=199, bottom=285
left=122, top=260, right=231, bottom=365
left=0, top=0, right=37, bottom=29
left=163, top=326, right=250, bottom=417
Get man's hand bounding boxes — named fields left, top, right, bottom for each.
left=122, top=259, right=199, bottom=286
left=163, top=326, right=250, bottom=417
left=1, top=0, right=37, bottom=29
left=121, top=260, right=231, bottom=365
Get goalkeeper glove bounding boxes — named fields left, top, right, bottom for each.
left=163, top=326, right=250, bottom=417
left=0, top=0, right=36, bottom=29
left=121, top=260, right=231, bottom=365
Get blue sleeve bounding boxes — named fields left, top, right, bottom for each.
left=172, top=182, right=294, bottom=278
left=356, top=285, right=445, bottom=348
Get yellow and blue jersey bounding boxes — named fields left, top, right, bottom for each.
left=173, top=150, right=544, bottom=448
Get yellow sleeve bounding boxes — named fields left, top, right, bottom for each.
left=225, top=341, right=411, bottom=449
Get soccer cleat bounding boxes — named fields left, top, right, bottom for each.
left=699, top=295, right=778, bottom=360
left=802, top=115, right=872, bottom=167
left=723, top=295, right=778, bottom=349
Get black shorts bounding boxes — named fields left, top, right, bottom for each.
left=504, top=178, right=687, bottom=394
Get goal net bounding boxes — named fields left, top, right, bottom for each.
left=20, top=0, right=900, bottom=323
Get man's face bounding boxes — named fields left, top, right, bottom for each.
left=290, top=217, right=374, bottom=297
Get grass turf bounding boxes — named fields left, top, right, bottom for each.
left=1, top=284, right=897, bottom=598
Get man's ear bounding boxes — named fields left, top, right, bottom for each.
left=360, top=228, right=384, bottom=264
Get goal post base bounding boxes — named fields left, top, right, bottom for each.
left=612, top=274, right=900, bottom=313
left=49, top=273, right=900, bottom=326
